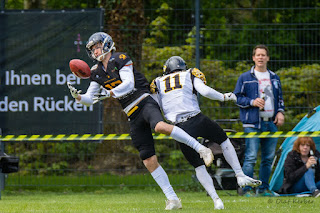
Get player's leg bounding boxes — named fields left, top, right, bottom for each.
left=155, top=121, right=213, bottom=167
left=198, top=117, right=244, bottom=175
left=142, top=97, right=213, bottom=167
left=144, top=155, right=182, bottom=210
left=129, top=104, right=181, bottom=210
left=145, top=156, right=182, bottom=210
left=182, top=113, right=261, bottom=188
left=179, top=143, right=224, bottom=210
left=180, top=113, right=242, bottom=175
left=220, top=138, right=262, bottom=188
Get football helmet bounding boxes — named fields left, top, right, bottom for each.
left=163, top=56, right=187, bottom=75
left=86, top=32, right=116, bottom=61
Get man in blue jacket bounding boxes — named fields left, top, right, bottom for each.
left=234, top=44, right=285, bottom=197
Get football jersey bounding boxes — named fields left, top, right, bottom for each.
left=153, top=68, right=204, bottom=123
left=90, top=52, right=150, bottom=109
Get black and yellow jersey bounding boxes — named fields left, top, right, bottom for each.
left=90, top=52, right=150, bottom=109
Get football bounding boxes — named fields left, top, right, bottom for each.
left=69, top=59, right=91, bottom=79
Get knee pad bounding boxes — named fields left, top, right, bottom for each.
left=139, top=148, right=155, bottom=160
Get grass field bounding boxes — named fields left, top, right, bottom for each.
left=0, top=189, right=319, bottom=212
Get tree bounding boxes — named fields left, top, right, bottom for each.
left=24, top=0, right=47, bottom=9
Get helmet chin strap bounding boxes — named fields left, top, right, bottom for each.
left=96, top=42, right=115, bottom=61
left=96, top=52, right=108, bottom=61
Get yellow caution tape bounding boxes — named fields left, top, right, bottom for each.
left=0, top=131, right=320, bottom=141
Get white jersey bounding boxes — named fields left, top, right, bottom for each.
left=153, top=69, right=202, bottom=123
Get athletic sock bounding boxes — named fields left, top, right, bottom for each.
left=151, top=165, right=179, bottom=201
left=170, top=126, right=204, bottom=153
left=195, top=165, right=219, bottom=200
left=221, top=138, right=244, bottom=176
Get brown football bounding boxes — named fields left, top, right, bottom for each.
left=69, top=59, right=91, bottom=79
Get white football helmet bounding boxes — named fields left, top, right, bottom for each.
left=86, top=32, right=116, bottom=61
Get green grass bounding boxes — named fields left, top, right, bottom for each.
left=0, top=189, right=319, bottom=212
left=6, top=173, right=196, bottom=192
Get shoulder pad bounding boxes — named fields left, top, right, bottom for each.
left=118, top=53, right=128, bottom=60
left=114, top=52, right=130, bottom=61
left=114, top=53, right=131, bottom=68
left=91, top=64, right=98, bottom=71
left=150, top=79, right=158, bottom=94
left=191, top=68, right=207, bottom=84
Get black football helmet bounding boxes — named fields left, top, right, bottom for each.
left=163, top=56, right=187, bottom=75
left=86, top=32, right=116, bottom=61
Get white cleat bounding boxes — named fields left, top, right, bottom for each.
left=236, top=174, right=262, bottom=188
left=165, top=199, right=182, bottom=210
left=214, top=198, right=224, bottom=210
left=199, top=147, right=214, bottom=167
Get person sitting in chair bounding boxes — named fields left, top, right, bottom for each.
left=280, top=137, right=320, bottom=197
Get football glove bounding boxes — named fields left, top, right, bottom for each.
left=93, top=88, right=111, bottom=104
left=67, top=82, right=81, bottom=99
left=223, top=92, right=237, bottom=102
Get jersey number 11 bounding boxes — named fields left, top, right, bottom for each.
left=163, top=74, right=182, bottom=93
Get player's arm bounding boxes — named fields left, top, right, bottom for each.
left=91, top=63, right=135, bottom=103
left=110, top=62, right=135, bottom=98
left=194, top=78, right=224, bottom=101
left=149, top=78, right=160, bottom=104
left=192, top=69, right=236, bottom=102
left=67, top=81, right=101, bottom=106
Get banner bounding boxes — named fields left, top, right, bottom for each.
left=0, top=9, right=104, bottom=135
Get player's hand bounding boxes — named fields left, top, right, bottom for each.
left=223, top=92, right=237, bottom=102
left=67, top=82, right=81, bottom=99
left=93, top=89, right=111, bottom=104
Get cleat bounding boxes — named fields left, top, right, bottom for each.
left=214, top=198, right=224, bottom=210
left=199, top=147, right=214, bottom=167
left=165, top=199, right=182, bottom=210
left=236, top=175, right=262, bottom=188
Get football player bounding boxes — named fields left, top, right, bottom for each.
left=150, top=56, right=262, bottom=210
left=67, top=32, right=214, bottom=210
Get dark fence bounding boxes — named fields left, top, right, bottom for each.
left=1, top=2, right=320, bottom=189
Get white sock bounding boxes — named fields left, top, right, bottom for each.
left=221, top=139, right=244, bottom=176
left=195, top=165, right=219, bottom=200
left=151, top=166, right=179, bottom=201
left=170, top=126, right=204, bottom=152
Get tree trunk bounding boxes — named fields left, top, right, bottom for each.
left=92, top=0, right=147, bottom=173
left=100, top=0, right=146, bottom=67
left=24, top=0, right=47, bottom=9
left=99, top=0, right=146, bottom=137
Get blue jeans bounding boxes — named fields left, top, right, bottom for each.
left=291, top=168, right=320, bottom=193
left=242, top=121, right=278, bottom=192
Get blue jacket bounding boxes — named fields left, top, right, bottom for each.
left=234, top=66, right=285, bottom=128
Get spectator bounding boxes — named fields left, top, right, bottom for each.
left=279, top=137, right=320, bottom=197
left=234, top=44, right=285, bottom=197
